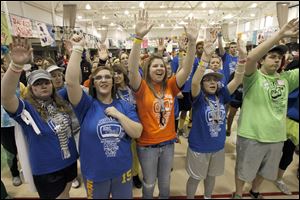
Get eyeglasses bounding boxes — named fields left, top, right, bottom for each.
left=32, top=80, right=51, bottom=86
left=93, top=75, right=113, bottom=81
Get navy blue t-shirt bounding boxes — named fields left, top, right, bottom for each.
left=188, top=87, right=231, bottom=153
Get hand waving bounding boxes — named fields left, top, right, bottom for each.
left=203, top=40, right=216, bottom=57
left=237, top=38, right=247, bottom=59
left=9, top=36, right=33, bottom=65
left=134, top=9, right=154, bottom=39
left=279, top=18, right=299, bottom=38
left=183, top=18, right=199, bottom=43
left=70, top=33, right=85, bottom=47
left=157, top=38, right=165, bottom=52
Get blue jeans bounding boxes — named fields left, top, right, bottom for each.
left=137, top=143, right=174, bottom=199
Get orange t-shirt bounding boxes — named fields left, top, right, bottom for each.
left=135, top=76, right=180, bottom=146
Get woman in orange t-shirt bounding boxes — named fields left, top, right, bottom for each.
left=128, top=9, right=199, bottom=199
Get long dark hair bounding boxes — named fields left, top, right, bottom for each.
left=88, top=65, right=117, bottom=99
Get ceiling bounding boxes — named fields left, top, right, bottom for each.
left=23, top=1, right=298, bottom=30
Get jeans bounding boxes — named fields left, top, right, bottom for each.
left=137, top=143, right=174, bottom=199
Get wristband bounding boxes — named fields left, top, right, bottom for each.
left=73, top=45, right=84, bottom=53
left=134, top=38, right=143, bottom=44
left=9, top=64, right=23, bottom=73
left=199, top=60, right=209, bottom=68
left=10, top=61, right=24, bottom=70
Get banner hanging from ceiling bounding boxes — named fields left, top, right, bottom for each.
left=1, top=13, right=12, bottom=45
left=36, top=22, right=55, bottom=47
left=10, top=15, right=33, bottom=37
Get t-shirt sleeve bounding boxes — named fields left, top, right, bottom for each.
left=168, top=76, right=181, bottom=96
left=283, top=68, right=299, bottom=93
left=134, top=79, right=147, bottom=98
left=6, top=98, right=26, bottom=121
left=243, top=70, right=259, bottom=95
left=73, top=91, right=93, bottom=124
left=124, top=101, right=140, bottom=123
left=171, top=56, right=179, bottom=73
left=219, top=86, right=232, bottom=104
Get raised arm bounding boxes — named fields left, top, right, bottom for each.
left=191, top=40, right=215, bottom=98
left=128, top=9, right=153, bottom=91
left=65, top=34, right=85, bottom=106
left=176, top=18, right=199, bottom=88
left=1, top=36, right=33, bottom=114
left=245, top=18, right=299, bottom=76
left=227, top=38, right=247, bottom=94
left=157, top=38, right=165, bottom=57
left=217, top=31, right=225, bottom=56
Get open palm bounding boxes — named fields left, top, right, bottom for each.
left=183, top=18, right=199, bottom=43
left=134, top=9, right=154, bottom=38
left=280, top=18, right=299, bottom=37
left=9, top=36, right=33, bottom=65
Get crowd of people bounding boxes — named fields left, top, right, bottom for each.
left=1, top=9, right=299, bottom=199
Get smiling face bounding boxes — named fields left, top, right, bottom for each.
left=114, top=70, right=125, bottom=85
left=93, top=69, right=113, bottom=97
left=202, top=75, right=219, bottom=95
left=120, top=53, right=129, bottom=70
left=149, top=58, right=166, bottom=83
left=31, top=79, right=53, bottom=100
left=260, top=52, right=283, bottom=75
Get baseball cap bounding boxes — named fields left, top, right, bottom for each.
left=268, top=45, right=288, bottom=55
left=202, top=69, right=223, bottom=81
left=46, top=65, right=65, bottom=73
left=27, top=69, right=52, bottom=85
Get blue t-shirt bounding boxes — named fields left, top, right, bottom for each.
left=287, top=88, right=299, bottom=121
left=221, top=52, right=238, bottom=84
left=74, top=91, right=140, bottom=182
left=171, top=56, right=199, bottom=92
left=188, top=87, right=231, bottom=153
left=7, top=99, right=78, bottom=175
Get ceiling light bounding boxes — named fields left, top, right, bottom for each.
left=133, top=25, right=136, bottom=28
left=110, top=22, right=115, bottom=26
left=250, top=3, right=257, bottom=8
left=250, top=13, right=255, bottom=17
left=85, top=4, right=91, bottom=10
left=201, top=2, right=207, bottom=8
left=77, top=15, right=82, bottom=19
left=125, top=10, right=129, bottom=15
left=179, top=21, right=188, bottom=25
left=131, top=6, right=135, bottom=9
left=209, top=10, right=214, bottom=14
left=160, top=5, right=165, bottom=8
left=223, top=14, right=233, bottom=19
left=139, top=2, right=144, bottom=8
left=102, top=16, right=106, bottom=19
left=161, top=24, right=164, bottom=28
left=167, top=10, right=171, bottom=14
left=229, top=21, right=234, bottom=24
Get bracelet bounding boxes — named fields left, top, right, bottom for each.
left=10, top=61, right=24, bottom=70
left=199, top=60, right=209, bottom=68
left=9, top=65, right=23, bottom=73
left=134, top=38, right=143, bottom=44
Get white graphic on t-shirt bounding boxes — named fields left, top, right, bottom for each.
left=205, top=102, right=226, bottom=137
left=96, top=117, right=125, bottom=157
left=153, top=94, right=174, bottom=129
left=267, top=80, right=286, bottom=114
left=229, top=61, right=237, bottom=75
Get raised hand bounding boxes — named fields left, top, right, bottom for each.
left=70, top=33, right=85, bottom=47
left=157, top=38, right=165, bottom=52
left=237, top=38, right=247, bottom=59
left=183, top=18, right=199, bottom=43
left=97, top=43, right=109, bottom=61
left=203, top=40, right=216, bottom=57
left=9, top=36, right=33, bottom=65
left=279, top=18, right=299, bottom=38
left=134, top=9, right=154, bottom=39
left=178, top=34, right=188, bottom=51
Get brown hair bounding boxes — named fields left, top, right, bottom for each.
left=143, top=54, right=167, bottom=96
left=112, top=63, right=130, bottom=87
left=25, top=84, right=73, bottom=122
left=88, top=65, right=117, bottom=99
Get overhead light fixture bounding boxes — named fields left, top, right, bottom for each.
left=179, top=20, right=188, bottom=25
left=102, top=16, right=106, bottom=19
left=85, top=4, right=91, bottom=10
left=160, top=5, right=165, bottom=8
left=77, top=15, right=82, bottom=19
left=125, top=10, right=129, bottom=15
left=110, top=22, right=115, bottom=26
left=201, top=2, right=207, bottom=8
left=250, top=13, right=255, bottom=17
left=223, top=14, right=233, bottom=19
left=139, top=2, right=144, bottom=9
left=160, top=24, right=164, bottom=28
left=229, top=21, right=234, bottom=24
left=250, top=3, right=257, bottom=8
left=209, top=10, right=214, bottom=14
left=131, top=6, right=135, bottom=9
left=133, top=24, right=136, bottom=28
left=167, top=10, right=171, bottom=14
